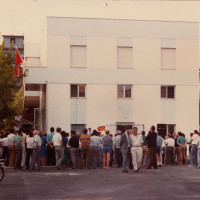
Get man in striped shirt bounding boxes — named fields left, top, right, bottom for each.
left=80, top=128, right=90, bottom=169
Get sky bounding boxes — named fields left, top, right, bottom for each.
left=1, top=0, right=200, bottom=43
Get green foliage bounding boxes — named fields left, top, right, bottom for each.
left=0, top=41, right=27, bottom=130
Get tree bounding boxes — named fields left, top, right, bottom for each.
left=0, top=41, right=27, bottom=130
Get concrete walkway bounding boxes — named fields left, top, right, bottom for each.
left=0, top=166, right=200, bottom=200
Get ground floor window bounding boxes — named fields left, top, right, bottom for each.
left=157, top=124, right=176, bottom=138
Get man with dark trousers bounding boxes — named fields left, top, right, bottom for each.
left=119, top=127, right=131, bottom=173
left=146, top=125, right=157, bottom=169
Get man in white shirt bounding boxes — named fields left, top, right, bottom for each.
left=130, top=127, right=143, bottom=172
left=29, top=130, right=42, bottom=171
left=7, top=129, right=16, bottom=167
left=191, top=130, right=199, bottom=167
left=165, top=134, right=175, bottom=165
left=52, top=127, right=64, bottom=170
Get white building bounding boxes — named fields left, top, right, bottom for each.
left=24, top=16, right=199, bottom=137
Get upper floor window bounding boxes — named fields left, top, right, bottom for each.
left=118, top=85, right=132, bottom=98
left=161, top=86, right=175, bottom=99
left=161, top=48, right=176, bottom=70
left=10, top=38, right=15, bottom=44
left=70, top=45, right=86, bottom=68
left=117, top=47, right=133, bottom=69
left=71, top=84, right=86, bottom=98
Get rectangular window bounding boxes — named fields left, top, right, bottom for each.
left=10, top=38, right=15, bottom=44
left=161, top=86, right=175, bottom=99
left=71, top=84, right=86, bottom=98
left=117, top=85, right=132, bottom=98
left=161, top=48, right=176, bottom=70
left=70, top=45, right=86, bottom=68
left=117, top=47, right=133, bottom=69
left=167, top=124, right=176, bottom=134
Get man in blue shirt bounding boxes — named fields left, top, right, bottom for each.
left=46, top=127, right=56, bottom=166
left=14, top=130, right=23, bottom=170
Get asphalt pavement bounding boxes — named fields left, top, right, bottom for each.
left=0, top=165, right=200, bottom=200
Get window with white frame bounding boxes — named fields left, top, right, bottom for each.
left=161, top=86, right=175, bottom=99
left=161, top=48, right=176, bottom=70
left=117, top=85, right=132, bottom=98
left=117, top=47, right=133, bottom=69
left=70, top=45, right=86, bottom=68
left=167, top=124, right=176, bottom=134
left=71, top=84, right=86, bottom=98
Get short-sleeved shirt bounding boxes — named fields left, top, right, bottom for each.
left=80, top=134, right=90, bottom=146
left=102, top=135, right=113, bottom=146
left=157, top=135, right=163, bottom=147
left=177, top=136, right=186, bottom=146
left=52, top=132, right=62, bottom=146
left=26, top=137, right=34, bottom=148
left=130, top=134, right=143, bottom=147
left=192, top=134, right=199, bottom=145
left=40, top=136, right=47, bottom=146
left=33, top=135, right=42, bottom=148
left=2, top=137, right=8, bottom=147
left=15, top=136, right=23, bottom=147
left=90, top=136, right=102, bottom=147
left=7, top=133, right=16, bottom=146
left=47, top=132, right=55, bottom=144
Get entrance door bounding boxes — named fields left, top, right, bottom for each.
left=71, top=124, right=86, bottom=136
left=116, top=122, right=134, bottom=134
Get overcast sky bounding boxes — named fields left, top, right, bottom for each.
left=1, top=0, right=200, bottom=43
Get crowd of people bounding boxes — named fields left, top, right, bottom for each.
left=0, top=125, right=200, bottom=173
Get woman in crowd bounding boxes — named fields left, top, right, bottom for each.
left=40, top=131, right=47, bottom=166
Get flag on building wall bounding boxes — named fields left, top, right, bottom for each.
left=15, top=47, right=23, bottom=77
left=97, top=126, right=106, bottom=131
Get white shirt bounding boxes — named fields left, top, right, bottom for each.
left=114, top=135, right=121, bottom=149
left=192, top=134, right=199, bottom=145
left=197, top=137, right=200, bottom=148
left=26, top=137, right=34, bottom=148
left=15, top=115, right=22, bottom=121
left=165, top=138, right=175, bottom=147
left=2, top=137, right=8, bottom=147
left=7, top=133, right=16, bottom=146
left=34, top=135, right=42, bottom=148
left=130, top=134, right=143, bottom=147
left=90, top=135, right=102, bottom=147
left=52, top=132, right=62, bottom=146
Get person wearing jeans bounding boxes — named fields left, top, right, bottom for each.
left=191, top=130, right=199, bottom=167
left=52, top=127, right=64, bottom=170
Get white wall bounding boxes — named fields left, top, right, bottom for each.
left=46, top=83, right=70, bottom=132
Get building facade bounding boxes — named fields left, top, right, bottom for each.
left=24, top=17, right=199, bottom=137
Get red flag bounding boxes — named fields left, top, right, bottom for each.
left=97, top=126, right=106, bottom=131
left=15, top=47, right=23, bottom=77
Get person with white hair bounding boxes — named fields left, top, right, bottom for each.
left=29, top=130, right=42, bottom=171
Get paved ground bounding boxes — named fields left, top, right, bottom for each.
left=0, top=165, right=200, bottom=200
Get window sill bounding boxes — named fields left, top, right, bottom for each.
left=70, top=97, right=87, bottom=99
